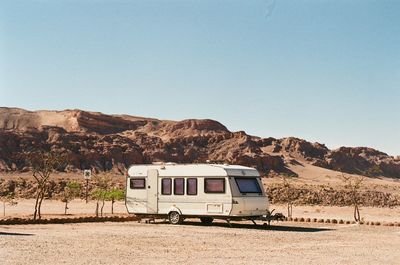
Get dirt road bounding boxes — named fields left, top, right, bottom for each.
left=1, top=220, right=399, bottom=265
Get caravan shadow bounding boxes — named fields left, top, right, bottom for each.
left=163, top=221, right=334, bottom=233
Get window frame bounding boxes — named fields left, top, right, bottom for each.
left=186, top=178, right=198, bottom=195
left=129, top=178, right=146, bottom=189
left=161, top=178, right=172, bottom=195
left=204, top=178, right=226, bottom=194
left=234, top=177, right=263, bottom=194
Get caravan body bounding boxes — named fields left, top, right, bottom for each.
left=125, top=163, right=269, bottom=223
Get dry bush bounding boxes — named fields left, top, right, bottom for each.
left=26, top=151, right=67, bottom=220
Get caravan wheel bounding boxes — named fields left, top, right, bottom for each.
left=168, top=211, right=183, bottom=225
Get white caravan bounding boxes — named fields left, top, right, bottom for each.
left=125, top=163, right=269, bottom=225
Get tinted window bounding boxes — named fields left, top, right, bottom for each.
left=130, top=178, right=145, bottom=189
left=162, top=178, right=172, bottom=195
left=174, top=178, right=184, bottom=195
left=235, top=178, right=262, bottom=193
left=187, top=178, right=197, bottom=195
left=204, top=178, right=225, bottom=193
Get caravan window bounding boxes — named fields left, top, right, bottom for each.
left=204, top=178, right=225, bottom=193
left=235, top=178, right=262, bottom=193
left=130, top=178, right=145, bottom=189
left=161, top=178, right=172, bottom=195
left=187, top=178, right=197, bottom=195
left=174, top=178, right=185, bottom=195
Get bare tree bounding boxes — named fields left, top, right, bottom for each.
left=281, top=175, right=295, bottom=218
left=27, top=151, right=66, bottom=220
left=341, top=173, right=365, bottom=222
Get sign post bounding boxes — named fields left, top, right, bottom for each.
left=83, top=169, right=91, bottom=203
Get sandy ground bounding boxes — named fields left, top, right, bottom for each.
left=1, top=220, right=400, bottom=265
left=2, top=199, right=399, bottom=224
left=264, top=162, right=400, bottom=194
left=1, top=199, right=128, bottom=218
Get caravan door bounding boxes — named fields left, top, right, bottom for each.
left=147, top=169, right=158, bottom=213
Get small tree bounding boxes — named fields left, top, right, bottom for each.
left=342, top=173, right=365, bottom=222
left=61, top=181, right=82, bottom=215
left=1, top=192, right=18, bottom=217
left=27, top=151, right=66, bottom=220
left=105, top=188, right=125, bottom=214
left=91, top=175, right=112, bottom=217
left=281, top=175, right=295, bottom=218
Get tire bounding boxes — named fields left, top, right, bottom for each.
left=168, top=211, right=183, bottom=225
left=200, top=217, right=214, bottom=225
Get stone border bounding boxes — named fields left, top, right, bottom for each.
left=0, top=216, right=138, bottom=225
left=284, top=217, right=400, bottom=227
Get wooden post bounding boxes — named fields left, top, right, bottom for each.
left=85, top=178, right=89, bottom=203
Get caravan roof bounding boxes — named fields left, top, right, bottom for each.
left=127, top=163, right=260, bottom=177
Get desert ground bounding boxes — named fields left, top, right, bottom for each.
left=2, top=171, right=400, bottom=265
left=1, top=200, right=400, bottom=264
left=1, top=220, right=400, bottom=265
left=2, top=199, right=400, bottom=223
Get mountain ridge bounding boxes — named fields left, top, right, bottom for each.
left=1, top=107, right=399, bottom=178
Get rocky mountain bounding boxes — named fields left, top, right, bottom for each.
left=1, top=107, right=399, bottom=178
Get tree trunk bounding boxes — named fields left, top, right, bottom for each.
left=100, top=199, right=105, bottom=217
left=287, top=203, right=293, bottom=218
left=38, top=188, right=46, bottom=220
left=111, top=199, right=114, bottom=214
left=64, top=201, right=68, bottom=215
left=95, top=201, right=99, bottom=217
left=33, top=188, right=42, bottom=220
left=354, top=204, right=360, bottom=222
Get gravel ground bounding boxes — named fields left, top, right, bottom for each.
left=1, top=220, right=400, bottom=265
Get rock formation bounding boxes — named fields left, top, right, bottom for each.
left=1, top=107, right=399, bottom=178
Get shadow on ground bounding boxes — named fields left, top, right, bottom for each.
left=0, top=231, right=34, bottom=236
left=155, top=221, right=334, bottom=232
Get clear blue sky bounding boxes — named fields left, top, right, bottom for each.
left=1, top=0, right=399, bottom=155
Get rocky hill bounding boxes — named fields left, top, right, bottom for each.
left=1, top=107, right=399, bottom=178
